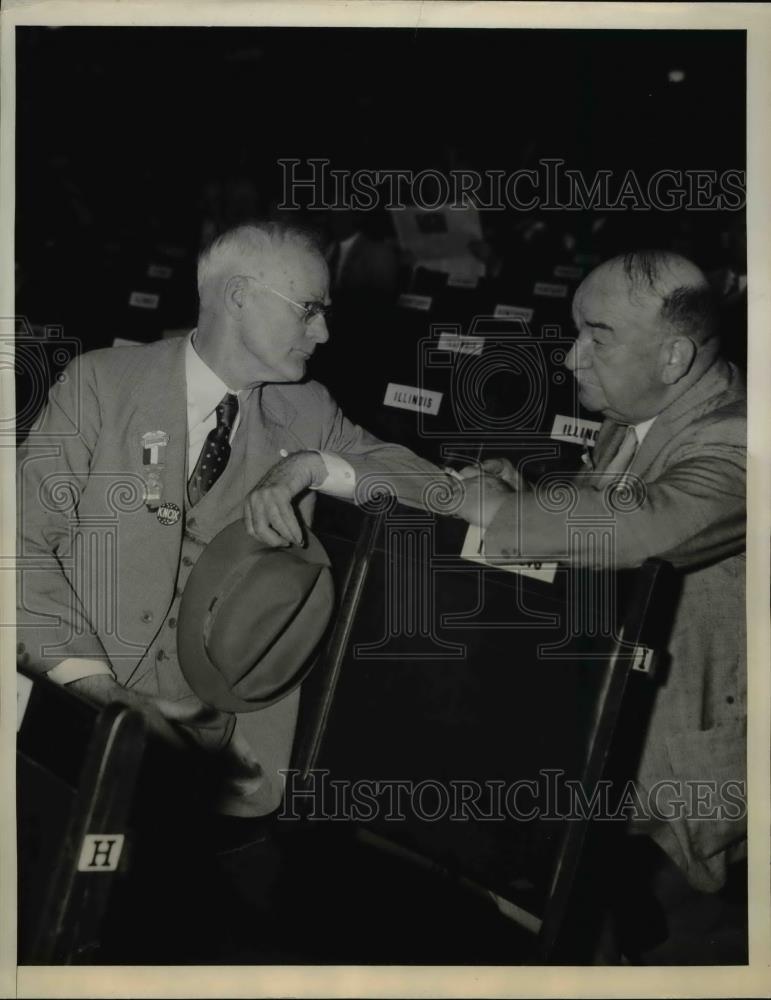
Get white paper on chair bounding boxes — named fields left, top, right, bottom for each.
left=460, top=523, right=558, bottom=584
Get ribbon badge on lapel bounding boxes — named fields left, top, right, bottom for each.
left=141, top=430, right=169, bottom=511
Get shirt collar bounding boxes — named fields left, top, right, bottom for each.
left=633, top=416, right=656, bottom=444
left=185, top=330, right=240, bottom=427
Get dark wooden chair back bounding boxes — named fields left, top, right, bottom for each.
left=294, top=494, right=674, bottom=962
left=17, top=675, right=146, bottom=964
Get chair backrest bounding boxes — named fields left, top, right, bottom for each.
left=294, top=494, right=674, bottom=961
left=17, top=674, right=146, bottom=964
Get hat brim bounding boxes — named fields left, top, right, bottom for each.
left=177, top=521, right=334, bottom=713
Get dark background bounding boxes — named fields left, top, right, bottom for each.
left=14, top=26, right=746, bottom=386
left=17, top=27, right=745, bottom=195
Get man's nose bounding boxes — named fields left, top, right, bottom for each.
left=564, top=333, right=590, bottom=372
left=307, top=314, right=329, bottom=344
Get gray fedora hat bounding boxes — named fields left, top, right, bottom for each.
left=177, top=520, right=334, bottom=713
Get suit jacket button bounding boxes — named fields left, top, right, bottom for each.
left=156, top=649, right=166, bottom=661
left=141, top=611, right=154, bottom=623
left=182, top=556, right=194, bottom=567
left=168, top=617, right=177, bottom=629
left=187, top=517, right=196, bottom=528
left=726, top=695, right=735, bottom=704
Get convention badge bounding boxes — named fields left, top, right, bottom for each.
left=142, top=430, right=169, bottom=466
left=156, top=502, right=181, bottom=526
left=141, top=430, right=169, bottom=510
left=143, top=471, right=163, bottom=508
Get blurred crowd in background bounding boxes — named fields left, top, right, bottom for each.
left=14, top=26, right=747, bottom=436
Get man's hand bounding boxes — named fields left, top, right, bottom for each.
left=453, top=471, right=513, bottom=529
left=244, top=451, right=327, bottom=547
left=457, top=457, right=529, bottom=492
left=67, top=674, right=198, bottom=749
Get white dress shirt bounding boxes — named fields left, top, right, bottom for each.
left=634, top=416, right=656, bottom=446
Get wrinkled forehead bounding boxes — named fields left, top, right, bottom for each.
left=250, top=244, right=328, bottom=298
left=572, top=261, right=660, bottom=325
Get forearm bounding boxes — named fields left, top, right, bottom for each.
left=483, top=474, right=745, bottom=571
left=344, top=446, right=456, bottom=511
left=316, top=384, right=454, bottom=510
left=66, top=671, right=126, bottom=707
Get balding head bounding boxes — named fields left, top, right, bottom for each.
left=575, top=250, right=718, bottom=346
left=566, top=250, right=720, bottom=422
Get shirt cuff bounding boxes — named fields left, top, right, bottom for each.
left=310, top=451, right=357, bottom=499
left=46, top=659, right=116, bottom=686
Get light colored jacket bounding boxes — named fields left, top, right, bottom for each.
left=16, top=335, right=442, bottom=677
left=485, top=358, right=747, bottom=890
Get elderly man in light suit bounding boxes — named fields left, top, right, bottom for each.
left=16, top=220, right=447, bottom=819
left=456, top=250, right=746, bottom=953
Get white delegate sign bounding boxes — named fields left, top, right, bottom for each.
left=383, top=383, right=443, bottom=415
left=550, top=413, right=602, bottom=447
left=460, top=523, right=558, bottom=584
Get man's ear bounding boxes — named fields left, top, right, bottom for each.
left=660, top=336, right=697, bottom=385
left=224, top=275, right=247, bottom=316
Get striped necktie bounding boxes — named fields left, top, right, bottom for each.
left=188, top=392, right=238, bottom=506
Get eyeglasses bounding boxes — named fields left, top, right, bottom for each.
left=239, top=276, right=332, bottom=324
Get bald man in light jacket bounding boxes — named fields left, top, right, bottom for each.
left=456, top=250, right=746, bottom=898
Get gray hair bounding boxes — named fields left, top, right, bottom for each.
left=197, top=221, right=323, bottom=300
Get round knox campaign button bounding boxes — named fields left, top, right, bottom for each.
left=157, top=502, right=181, bottom=526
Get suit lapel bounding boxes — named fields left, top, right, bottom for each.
left=189, top=383, right=310, bottom=530
left=257, top=385, right=311, bottom=454
left=630, top=358, right=738, bottom=479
